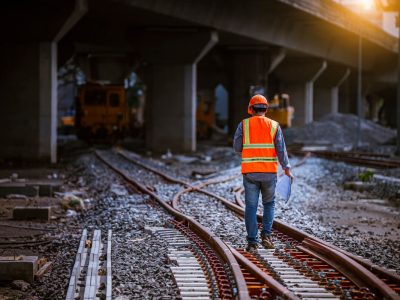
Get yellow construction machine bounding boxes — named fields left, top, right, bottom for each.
left=265, top=93, right=294, bottom=128
left=196, top=98, right=215, bottom=139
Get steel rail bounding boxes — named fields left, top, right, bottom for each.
left=117, top=148, right=240, bottom=188
left=233, top=182, right=400, bottom=285
left=302, top=238, right=400, bottom=300
left=170, top=175, right=382, bottom=299
left=235, top=188, right=400, bottom=287
left=170, top=174, right=400, bottom=299
left=289, top=149, right=400, bottom=168
left=95, top=150, right=250, bottom=299
left=0, top=223, right=55, bottom=231
left=0, top=239, right=53, bottom=247
left=119, top=147, right=400, bottom=283
left=115, top=149, right=299, bottom=299
left=117, top=148, right=400, bottom=299
left=228, top=245, right=300, bottom=300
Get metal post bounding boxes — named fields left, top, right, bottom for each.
left=357, top=35, right=363, bottom=149
left=397, top=10, right=400, bottom=155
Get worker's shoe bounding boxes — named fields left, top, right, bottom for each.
left=261, top=234, right=274, bottom=249
left=245, top=243, right=259, bottom=253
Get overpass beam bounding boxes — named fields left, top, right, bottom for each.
left=142, top=31, right=218, bottom=152
left=77, top=54, right=132, bottom=84
left=268, top=48, right=286, bottom=74
left=54, top=0, right=88, bottom=42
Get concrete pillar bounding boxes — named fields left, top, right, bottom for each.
left=0, top=42, right=57, bottom=162
left=141, top=31, right=218, bottom=152
left=39, top=43, right=58, bottom=163
left=228, top=50, right=269, bottom=133
left=339, top=77, right=353, bottom=114
left=146, top=64, right=196, bottom=151
left=331, top=87, right=340, bottom=114
left=304, top=81, right=314, bottom=124
left=304, top=61, right=327, bottom=124
left=0, top=0, right=86, bottom=163
left=330, top=68, right=350, bottom=114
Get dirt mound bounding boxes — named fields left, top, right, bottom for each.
left=283, top=113, right=396, bottom=146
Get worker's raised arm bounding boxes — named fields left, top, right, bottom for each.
left=233, top=122, right=243, bottom=153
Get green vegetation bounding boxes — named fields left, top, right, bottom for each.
left=358, top=169, right=374, bottom=182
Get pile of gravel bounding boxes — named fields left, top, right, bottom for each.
left=284, top=113, right=396, bottom=146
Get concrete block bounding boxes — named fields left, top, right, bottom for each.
left=0, top=256, right=38, bottom=283
left=0, top=180, right=61, bottom=197
left=30, top=182, right=61, bottom=196
left=0, top=183, right=38, bottom=197
left=13, top=206, right=51, bottom=221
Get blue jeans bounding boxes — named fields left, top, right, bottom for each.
left=243, top=174, right=277, bottom=244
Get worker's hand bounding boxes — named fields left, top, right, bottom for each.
left=284, top=168, right=294, bottom=181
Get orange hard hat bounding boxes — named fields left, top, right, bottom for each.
left=248, top=94, right=269, bottom=114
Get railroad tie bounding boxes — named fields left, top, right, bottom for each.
left=258, top=249, right=339, bottom=299
left=145, top=226, right=212, bottom=299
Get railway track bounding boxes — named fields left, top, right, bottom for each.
left=288, top=149, right=400, bottom=169
left=95, top=148, right=400, bottom=299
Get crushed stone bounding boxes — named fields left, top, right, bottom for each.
left=284, top=113, right=396, bottom=146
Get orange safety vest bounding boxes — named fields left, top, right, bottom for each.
left=241, top=116, right=279, bottom=174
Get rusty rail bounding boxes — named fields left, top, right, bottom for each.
left=289, top=149, right=400, bottom=169
left=302, top=238, right=400, bottom=300
left=228, top=246, right=300, bottom=300
left=233, top=181, right=400, bottom=286
left=95, top=150, right=249, bottom=299
left=235, top=191, right=400, bottom=289
left=170, top=174, right=400, bottom=299
left=118, top=151, right=400, bottom=299
left=117, top=148, right=400, bottom=299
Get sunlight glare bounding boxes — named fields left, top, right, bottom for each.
left=359, top=0, right=375, bottom=10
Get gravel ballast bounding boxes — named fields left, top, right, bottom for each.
left=1, top=145, right=398, bottom=300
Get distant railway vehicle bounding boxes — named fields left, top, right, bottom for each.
left=76, top=84, right=131, bottom=140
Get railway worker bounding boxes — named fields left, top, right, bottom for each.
left=233, top=94, right=293, bottom=252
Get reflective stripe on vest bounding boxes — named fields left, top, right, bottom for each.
left=241, top=116, right=279, bottom=173
left=242, top=157, right=278, bottom=163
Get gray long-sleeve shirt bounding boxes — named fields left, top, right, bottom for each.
left=233, top=120, right=291, bottom=181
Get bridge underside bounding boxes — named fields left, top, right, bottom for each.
left=0, top=0, right=397, bottom=161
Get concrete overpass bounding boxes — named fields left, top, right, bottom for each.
left=0, top=0, right=398, bottom=162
